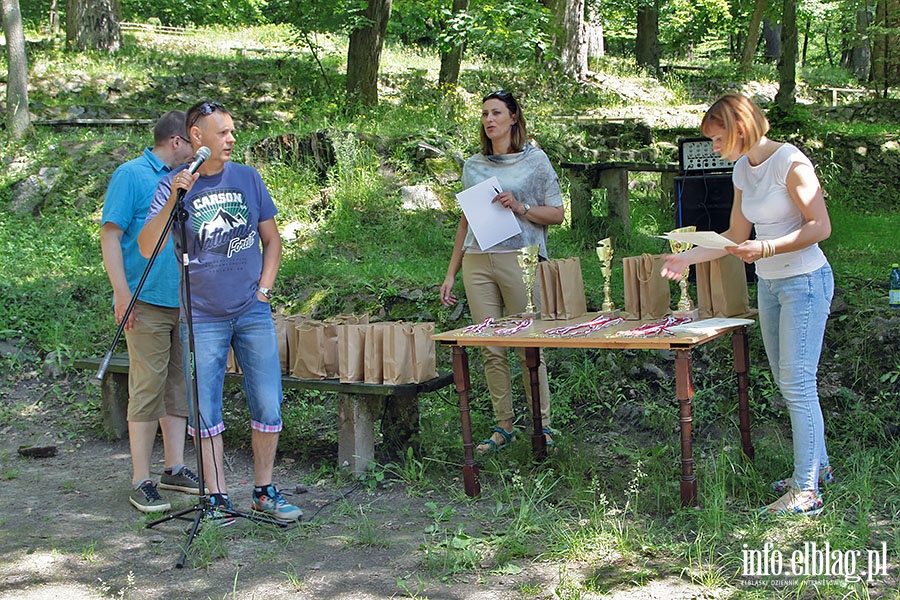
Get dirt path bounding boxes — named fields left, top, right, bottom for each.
left=0, top=369, right=726, bottom=600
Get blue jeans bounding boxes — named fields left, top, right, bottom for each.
left=757, top=263, right=833, bottom=491
left=180, top=300, right=283, bottom=438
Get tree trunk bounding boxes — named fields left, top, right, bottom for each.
left=346, top=0, right=393, bottom=106
left=553, top=0, right=588, bottom=79
left=635, top=0, right=660, bottom=75
left=739, top=0, right=767, bottom=74
left=774, top=0, right=798, bottom=111
left=871, top=0, right=899, bottom=95
left=850, top=9, right=871, bottom=80
left=2, top=0, right=33, bottom=140
left=50, top=0, right=60, bottom=35
left=763, top=19, right=781, bottom=62
left=65, top=0, right=121, bottom=52
left=439, top=0, right=470, bottom=85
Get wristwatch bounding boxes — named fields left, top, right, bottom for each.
left=257, top=286, right=272, bottom=299
left=522, top=203, right=532, bottom=215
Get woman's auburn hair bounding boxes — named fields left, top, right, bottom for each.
left=480, top=91, right=529, bottom=156
left=700, top=93, right=770, bottom=157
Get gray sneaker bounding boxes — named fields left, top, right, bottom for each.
left=250, top=485, right=302, bottom=522
left=159, top=466, right=204, bottom=494
left=129, top=480, right=171, bottom=513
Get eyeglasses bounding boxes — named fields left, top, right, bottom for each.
left=483, top=90, right=514, bottom=102
left=189, top=102, right=226, bottom=127
left=172, top=135, right=190, bottom=144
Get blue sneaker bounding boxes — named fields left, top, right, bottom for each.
left=251, top=485, right=302, bottom=522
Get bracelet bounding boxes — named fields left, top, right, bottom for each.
left=760, top=240, right=776, bottom=259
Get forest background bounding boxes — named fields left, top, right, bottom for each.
left=2, top=0, right=900, bottom=598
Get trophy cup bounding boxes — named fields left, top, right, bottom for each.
left=668, top=226, right=699, bottom=319
left=517, top=244, right=540, bottom=317
left=595, top=238, right=619, bottom=316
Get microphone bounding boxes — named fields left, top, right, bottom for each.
left=175, top=146, right=210, bottom=203
left=186, top=146, right=211, bottom=175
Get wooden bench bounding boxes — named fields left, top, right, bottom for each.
left=561, top=161, right=679, bottom=238
left=74, top=355, right=454, bottom=476
left=816, top=87, right=871, bottom=106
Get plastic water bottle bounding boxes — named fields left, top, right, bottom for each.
left=891, top=264, right=900, bottom=308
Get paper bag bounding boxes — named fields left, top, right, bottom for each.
left=383, top=323, right=415, bottom=385
left=552, top=257, right=587, bottom=320
left=337, top=323, right=367, bottom=383
left=226, top=345, right=241, bottom=374
left=538, top=260, right=558, bottom=320
left=363, top=323, right=389, bottom=384
left=623, top=254, right=671, bottom=320
left=410, top=322, right=438, bottom=382
left=291, top=319, right=328, bottom=379
left=272, top=308, right=291, bottom=375
left=695, top=254, right=750, bottom=318
left=324, top=314, right=369, bottom=378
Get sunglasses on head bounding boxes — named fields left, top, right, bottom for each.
left=189, top=102, right=226, bottom=127
left=483, top=90, right=514, bottom=102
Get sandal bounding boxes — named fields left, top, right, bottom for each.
left=771, top=465, right=834, bottom=494
left=542, top=427, right=555, bottom=447
left=758, top=489, right=824, bottom=517
left=476, top=427, right=515, bottom=454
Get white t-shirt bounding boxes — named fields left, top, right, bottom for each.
left=732, top=143, right=827, bottom=280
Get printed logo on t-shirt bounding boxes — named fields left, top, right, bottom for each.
left=190, top=188, right=255, bottom=257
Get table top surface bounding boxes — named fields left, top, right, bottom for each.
left=433, top=313, right=755, bottom=350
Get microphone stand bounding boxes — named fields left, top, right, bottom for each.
left=144, top=181, right=290, bottom=568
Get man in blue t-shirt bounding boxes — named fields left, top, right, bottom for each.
left=140, top=101, right=301, bottom=524
left=101, top=111, right=201, bottom=513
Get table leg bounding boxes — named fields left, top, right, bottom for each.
left=524, top=347, right=547, bottom=461
left=675, top=349, right=698, bottom=508
left=451, top=345, right=481, bottom=497
left=732, top=326, right=755, bottom=460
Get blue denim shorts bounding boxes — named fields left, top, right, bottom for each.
left=180, top=300, right=283, bottom=438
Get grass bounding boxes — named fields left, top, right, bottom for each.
left=3, top=23, right=900, bottom=598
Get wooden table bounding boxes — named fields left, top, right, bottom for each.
left=433, top=314, right=755, bottom=508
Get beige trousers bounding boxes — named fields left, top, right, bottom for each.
left=461, top=251, right=551, bottom=425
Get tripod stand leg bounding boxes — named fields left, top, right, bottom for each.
left=177, top=507, right=205, bottom=569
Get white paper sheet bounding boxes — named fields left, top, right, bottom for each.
left=658, top=230, right=735, bottom=250
left=667, top=318, right=755, bottom=334
left=456, top=176, right=522, bottom=250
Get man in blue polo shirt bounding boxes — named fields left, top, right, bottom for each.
left=101, top=111, right=200, bottom=513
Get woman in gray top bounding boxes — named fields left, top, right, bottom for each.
left=440, top=91, right=565, bottom=453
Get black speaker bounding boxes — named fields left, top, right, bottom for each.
left=675, top=174, right=734, bottom=232
left=674, top=174, right=756, bottom=284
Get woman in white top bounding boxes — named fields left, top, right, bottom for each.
left=661, top=94, right=834, bottom=516
left=440, top=91, right=565, bottom=453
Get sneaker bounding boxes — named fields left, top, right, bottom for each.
left=251, top=485, right=302, bottom=522
left=129, top=480, right=171, bottom=513
left=204, top=494, right=236, bottom=527
left=771, top=466, right=835, bottom=494
left=759, top=489, right=824, bottom=517
left=159, top=466, right=204, bottom=494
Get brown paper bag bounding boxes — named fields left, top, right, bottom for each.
left=695, top=254, right=750, bottom=318
left=383, top=323, right=415, bottom=385
left=623, top=254, right=671, bottom=320
left=225, top=345, right=241, bottom=374
left=291, top=319, right=327, bottom=379
left=553, top=257, right=587, bottom=320
left=410, top=322, right=438, bottom=382
left=272, top=308, right=290, bottom=375
left=324, top=314, right=369, bottom=378
left=538, top=261, right=558, bottom=320
left=363, top=323, right=388, bottom=384
left=337, top=323, right=367, bottom=383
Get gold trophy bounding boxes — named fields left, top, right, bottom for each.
left=517, top=244, right=540, bottom=317
left=595, top=238, right=619, bottom=316
left=668, top=226, right=699, bottom=319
